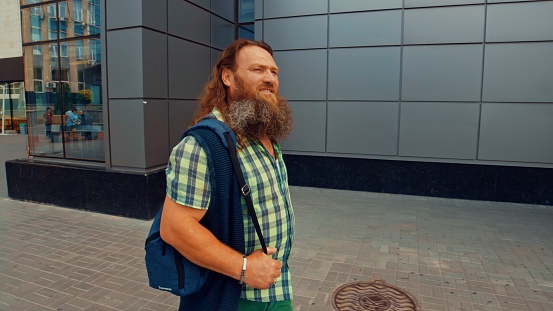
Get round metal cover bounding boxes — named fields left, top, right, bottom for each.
left=332, top=280, right=419, bottom=311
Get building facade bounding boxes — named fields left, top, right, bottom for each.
left=0, top=0, right=25, bottom=133
left=6, top=0, right=553, bottom=219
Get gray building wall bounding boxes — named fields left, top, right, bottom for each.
left=254, top=0, right=553, bottom=168
left=104, top=0, right=234, bottom=171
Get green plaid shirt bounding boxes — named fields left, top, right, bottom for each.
left=166, top=110, right=294, bottom=302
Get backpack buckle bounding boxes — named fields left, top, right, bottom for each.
left=241, top=185, right=251, bottom=196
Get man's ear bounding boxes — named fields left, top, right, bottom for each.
left=221, top=68, right=233, bottom=87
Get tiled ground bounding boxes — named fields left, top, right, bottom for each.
left=1, top=134, right=553, bottom=310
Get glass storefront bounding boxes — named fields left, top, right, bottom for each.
left=0, top=82, right=26, bottom=134
left=21, top=0, right=104, bottom=161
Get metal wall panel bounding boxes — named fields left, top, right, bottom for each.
left=211, top=15, right=235, bottom=50
left=405, top=0, right=484, bottom=8
left=105, top=0, right=165, bottom=31
left=402, top=45, right=483, bottom=101
left=488, top=0, right=540, bottom=3
left=330, top=0, right=403, bottom=13
left=273, top=50, right=327, bottom=100
left=168, top=100, right=198, bottom=149
left=168, top=0, right=210, bottom=45
left=212, top=0, right=234, bottom=21
left=264, top=16, right=327, bottom=50
left=263, top=0, right=328, bottom=18
left=255, top=0, right=263, bottom=20
left=106, top=0, right=141, bottom=30
left=486, top=1, right=553, bottom=42
left=168, top=38, right=211, bottom=99
left=327, top=102, right=399, bottom=155
left=107, top=28, right=144, bottom=98
left=482, top=43, right=553, bottom=103
left=404, top=5, right=485, bottom=44
left=399, top=102, right=480, bottom=159
left=142, top=30, right=168, bottom=99
left=280, top=101, right=327, bottom=152
left=329, top=10, right=402, bottom=47
left=109, top=99, right=146, bottom=168
left=328, top=47, right=401, bottom=101
left=478, top=103, right=553, bottom=163
left=143, top=99, right=170, bottom=167
left=188, top=0, right=209, bottom=10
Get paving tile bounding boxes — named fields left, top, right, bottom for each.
left=2, top=135, right=553, bottom=310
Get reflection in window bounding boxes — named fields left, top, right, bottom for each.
left=74, top=0, right=83, bottom=22
left=33, top=45, right=42, bottom=55
left=60, top=43, right=68, bottom=57
left=31, top=15, right=42, bottom=41
left=238, top=0, right=254, bottom=40
left=239, top=0, right=254, bottom=23
left=22, top=1, right=104, bottom=162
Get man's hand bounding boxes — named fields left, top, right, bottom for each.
left=243, top=247, right=282, bottom=289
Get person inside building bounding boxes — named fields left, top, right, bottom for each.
left=42, top=106, right=53, bottom=140
left=160, top=39, right=295, bottom=311
left=65, top=107, right=81, bottom=141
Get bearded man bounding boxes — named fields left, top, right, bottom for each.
left=160, top=39, right=295, bottom=311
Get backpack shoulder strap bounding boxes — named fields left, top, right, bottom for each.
left=179, top=118, right=237, bottom=148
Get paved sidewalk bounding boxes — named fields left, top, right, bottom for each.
left=2, top=135, right=553, bottom=310
left=0, top=134, right=28, bottom=198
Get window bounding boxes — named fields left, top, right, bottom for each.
left=47, top=4, right=56, bottom=18
left=31, top=15, right=42, bottom=41
left=60, top=43, right=68, bottom=57
left=76, top=41, right=84, bottom=60
left=33, top=45, right=42, bottom=55
left=74, top=0, right=83, bottom=22
left=49, top=44, right=58, bottom=57
left=238, top=0, right=254, bottom=39
left=34, top=67, right=43, bottom=93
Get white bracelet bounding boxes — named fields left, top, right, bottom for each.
left=239, top=254, right=247, bottom=284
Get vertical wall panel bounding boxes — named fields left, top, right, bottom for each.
left=168, top=0, right=210, bottom=45
left=399, top=102, right=480, bottom=159
left=264, top=16, right=327, bottom=50
left=329, top=10, right=402, bottom=47
left=144, top=100, right=170, bottom=167
left=107, top=28, right=143, bottom=98
left=211, top=15, right=235, bottom=50
left=328, top=47, right=401, bottom=100
left=404, top=5, right=485, bottom=44
left=168, top=100, right=198, bottom=149
left=168, top=38, right=211, bottom=99
left=402, top=45, right=483, bottom=101
left=483, top=43, right=553, bottom=103
left=273, top=50, right=327, bottom=100
left=143, top=30, right=168, bottom=99
left=281, top=102, right=327, bottom=152
left=486, top=1, right=553, bottom=42
left=478, top=103, right=553, bottom=163
left=327, top=102, right=399, bottom=155
left=212, top=1, right=234, bottom=21
left=109, top=99, right=146, bottom=168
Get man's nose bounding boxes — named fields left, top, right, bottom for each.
left=262, top=70, right=278, bottom=84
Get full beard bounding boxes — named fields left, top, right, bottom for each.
left=226, top=83, right=294, bottom=142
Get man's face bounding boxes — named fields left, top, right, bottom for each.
left=221, top=45, right=293, bottom=141
left=223, top=45, right=279, bottom=106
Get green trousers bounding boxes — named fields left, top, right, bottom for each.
left=237, top=299, right=293, bottom=311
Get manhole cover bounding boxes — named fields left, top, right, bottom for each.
left=332, top=280, right=419, bottom=311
